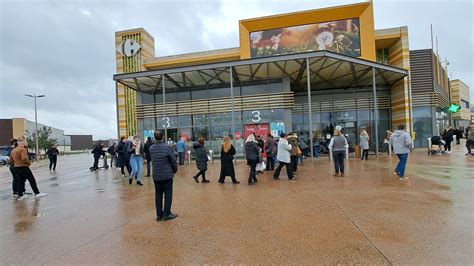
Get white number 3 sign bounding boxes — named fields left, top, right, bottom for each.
left=251, top=110, right=262, bottom=123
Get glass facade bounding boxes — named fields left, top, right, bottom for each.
left=292, top=91, right=390, bottom=154
left=137, top=78, right=292, bottom=157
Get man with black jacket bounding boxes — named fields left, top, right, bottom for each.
left=150, top=130, right=178, bottom=221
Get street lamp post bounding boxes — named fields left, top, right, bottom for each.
left=25, top=94, right=45, bottom=162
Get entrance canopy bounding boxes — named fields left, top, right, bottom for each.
left=113, top=50, right=408, bottom=92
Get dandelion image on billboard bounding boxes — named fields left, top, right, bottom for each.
left=250, top=18, right=361, bottom=58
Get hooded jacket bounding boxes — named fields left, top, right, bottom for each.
left=390, top=130, right=412, bottom=154
left=193, top=143, right=208, bottom=171
left=245, top=141, right=260, bottom=161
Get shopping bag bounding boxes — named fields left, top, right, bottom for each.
left=257, top=161, right=266, bottom=171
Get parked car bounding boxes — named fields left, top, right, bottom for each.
left=0, top=154, right=9, bottom=165
left=0, top=148, right=10, bottom=165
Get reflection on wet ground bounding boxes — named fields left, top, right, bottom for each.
left=0, top=141, right=472, bottom=264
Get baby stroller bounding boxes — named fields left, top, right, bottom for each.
left=428, top=136, right=446, bottom=156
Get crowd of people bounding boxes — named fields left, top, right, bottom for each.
left=6, top=122, right=474, bottom=221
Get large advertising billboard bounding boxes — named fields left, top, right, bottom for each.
left=249, top=18, right=360, bottom=58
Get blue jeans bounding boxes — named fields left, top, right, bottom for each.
left=313, top=145, right=320, bottom=157
left=130, top=155, right=143, bottom=181
left=395, top=153, right=408, bottom=177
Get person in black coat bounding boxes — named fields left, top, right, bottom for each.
left=144, top=137, right=154, bottom=177
left=192, top=137, right=209, bottom=183
left=91, top=142, right=105, bottom=169
left=46, top=144, right=60, bottom=171
left=245, top=134, right=260, bottom=185
left=116, top=136, right=130, bottom=176
left=218, top=136, right=240, bottom=184
left=150, top=130, right=178, bottom=221
left=454, top=128, right=463, bottom=145
left=442, top=126, right=454, bottom=152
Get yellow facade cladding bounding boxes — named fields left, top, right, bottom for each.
left=144, top=48, right=241, bottom=70
left=115, top=28, right=155, bottom=138
left=375, top=27, right=412, bottom=131
left=239, top=2, right=376, bottom=61
left=450, top=79, right=471, bottom=120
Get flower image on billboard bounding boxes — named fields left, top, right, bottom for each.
left=250, top=18, right=361, bottom=58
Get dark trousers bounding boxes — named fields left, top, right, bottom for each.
left=178, top=152, right=185, bottom=165
left=49, top=156, right=57, bottom=170
left=361, top=149, right=369, bottom=160
left=466, top=140, right=473, bottom=154
left=290, top=155, right=298, bottom=172
left=121, top=158, right=131, bottom=174
left=456, top=138, right=460, bottom=145
left=266, top=156, right=274, bottom=170
left=10, top=166, right=19, bottom=194
left=247, top=159, right=258, bottom=183
left=93, top=156, right=100, bottom=168
left=110, top=154, right=116, bottom=167
left=146, top=159, right=152, bottom=176
left=333, top=150, right=345, bottom=174
left=15, top=167, right=40, bottom=196
left=273, top=161, right=293, bottom=179
left=195, top=170, right=207, bottom=181
left=444, top=140, right=452, bottom=151
left=153, top=179, right=173, bottom=218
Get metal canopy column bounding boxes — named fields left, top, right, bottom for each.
left=162, top=74, right=167, bottom=141
left=306, top=58, right=314, bottom=161
left=372, top=67, right=379, bottom=156
left=230, top=66, right=236, bottom=161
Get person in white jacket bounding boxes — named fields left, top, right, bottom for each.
left=273, top=133, right=296, bottom=180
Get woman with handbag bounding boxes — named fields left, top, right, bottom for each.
left=218, top=136, right=240, bottom=184
left=192, top=137, right=210, bottom=183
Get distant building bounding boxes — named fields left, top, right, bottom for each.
left=449, top=79, right=471, bottom=128
left=68, top=135, right=94, bottom=150
left=0, top=118, right=92, bottom=151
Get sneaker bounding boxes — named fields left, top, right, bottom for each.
left=35, top=193, right=48, bottom=198
left=18, top=195, right=30, bottom=200
left=289, top=177, right=297, bottom=181
left=163, top=213, right=178, bottom=221
left=13, top=194, right=19, bottom=198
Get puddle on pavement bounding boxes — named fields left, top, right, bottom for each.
left=49, top=176, right=58, bottom=180
left=15, top=221, right=33, bottom=233
left=97, top=189, right=105, bottom=193
left=50, top=183, right=59, bottom=187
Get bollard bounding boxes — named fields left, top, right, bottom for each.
left=209, top=150, right=213, bottom=165
left=427, top=137, right=432, bottom=150
left=329, top=148, right=333, bottom=162
left=453, top=135, right=456, bottom=145
left=388, top=143, right=392, bottom=155
left=187, top=150, right=191, bottom=166
left=345, top=146, right=349, bottom=161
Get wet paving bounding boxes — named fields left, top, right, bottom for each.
left=0, top=142, right=473, bottom=264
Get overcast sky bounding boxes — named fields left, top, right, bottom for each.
left=0, top=0, right=472, bottom=139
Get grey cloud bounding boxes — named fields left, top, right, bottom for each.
left=1, top=0, right=472, bottom=140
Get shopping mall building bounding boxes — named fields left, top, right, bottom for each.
left=113, top=2, right=470, bottom=156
